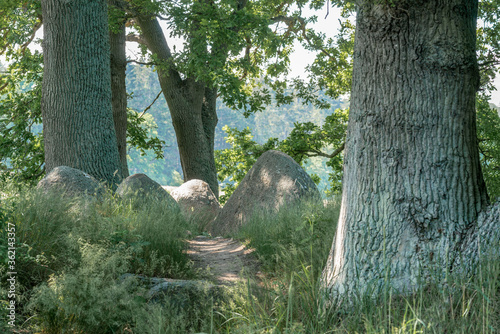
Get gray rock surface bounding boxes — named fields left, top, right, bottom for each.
left=208, top=150, right=321, bottom=236
left=162, top=185, right=178, bottom=194
left=120, top=274, right=224, bottom=317
left=37, top=166, right=103, bottom=198
left=116, top=173, right=178, bottom=208
left=170, top=179, right=221, bottom=230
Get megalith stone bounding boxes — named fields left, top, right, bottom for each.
left=116, top=173, right=178, bottom=208
left=170, top=179, right=221, bottom=230
left=37, top=166, right=103, bottom=198
left=209, top=150, right=321, bottom=236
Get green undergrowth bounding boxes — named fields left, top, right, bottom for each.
left=1, top=187, right=500, bottom=333
left=223, top=199, right=500, bottom=333
left=237, top=199, right=341, bottom=281
left=0, top=183, right=197, bottom=332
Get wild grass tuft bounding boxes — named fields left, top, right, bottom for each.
left=2, top=185, right=500, bottom=333
left=27, top=242, right=142, bottom=334
left=0, top=184, right=196, bottom=332
left=222, top=198, right=500, bottom=333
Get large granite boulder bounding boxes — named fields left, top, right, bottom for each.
left=209, top=150, right=321, bottom=236
left=170, top=180, right=221, bottom=230
left=37, top=166, right=104, bottom=198
left=162, top=185, right=178, bottom=194
left=116, top=173, right=178, bottom=208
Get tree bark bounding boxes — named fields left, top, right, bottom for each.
left=41, top=0, right=122, bottom=186
left=321, top=0, right=498, bottom=302
left=135, top=15, right=219, bottom=197
left=109, top=0, right=129, bottom=178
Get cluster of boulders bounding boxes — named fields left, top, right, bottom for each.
left=37, top=150, right=320, bottom=235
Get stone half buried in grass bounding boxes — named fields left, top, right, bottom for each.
left=116, top=173, right=178, bottom=209
left=120, top=274, right=226, bottom=319
left=37, top=165, right=105, bottom=198
left=208, top=150, right=321, bottom=236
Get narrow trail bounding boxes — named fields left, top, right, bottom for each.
left=186, top=236, right=260, bottom=285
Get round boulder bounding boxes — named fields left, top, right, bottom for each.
left=170, top=179, right=221, bottom=230
left=208, top=150, right=321, bottom=236
left=116, top=173, right=178, bottom=208
left=162, top=185, right=178, bottom=194
left=37, top=166, right=103, bottom=198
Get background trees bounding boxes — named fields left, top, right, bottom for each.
left=125, top=0, right=333, bottom=197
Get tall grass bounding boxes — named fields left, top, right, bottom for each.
left=1, top=186, right=499, bottom=333
left=0, top=184, right=196, bottom=332
left=223, top=198, right=500, bottom=333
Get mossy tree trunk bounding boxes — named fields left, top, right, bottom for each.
left=321, top=0, right=500, bottom=302
left=109, top=0, right=129, bottom=178
left=41, top=0, right=122, bottom=185
left=135, top=15, right=219, bottom=197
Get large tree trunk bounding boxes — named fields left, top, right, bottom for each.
left=41, top=0, right=122, bottom=186
left=322, top=0, right=499, bottom=302
left=135, top=15, right=219, bottom=197
left=109, top=0, right=129, bottom=178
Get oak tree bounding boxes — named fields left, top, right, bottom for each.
left=41, top=0, right=122, bottom=184
left=321, top=0, right=500, bottom=302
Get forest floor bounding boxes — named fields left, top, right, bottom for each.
left=186, top=236, right=262, bottom=285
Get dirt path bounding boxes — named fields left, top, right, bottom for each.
left=187, top=236, right=260, bottom=285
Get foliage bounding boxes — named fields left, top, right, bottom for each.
left=270, top=0, right=356, bottom=107
left=127, top=109, right=165, bottom=160
left=478, top=0, right=500, bottom=89
left=216, top=108, right=348, bottom=202
left=126, top=0, right=355, bottom=119
left=477, top=94, right=500, bottom=199
left=0, top=0, right=43, bottom=184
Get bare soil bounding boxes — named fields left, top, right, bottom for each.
left=186, top=236, right=260, bottom=285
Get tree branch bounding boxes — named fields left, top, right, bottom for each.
left=20, top=17, right=42, bottom=55
left=295, top=142, right=345, bottom=159
left=0, top=81, right=9, bottom=93
left=156, top=14, right=169, bottom=21
left=126, top=59, right=156, bottom=66
left=479, top=59, right=500, bottom=68
left=139, top=90, right=163, bottom=118
left=271, top=15, right=336, bottom=62
left=126, top=33, right=148, bottom=46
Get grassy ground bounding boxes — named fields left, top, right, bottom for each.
left=1, top=185, right=499, bottom=333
